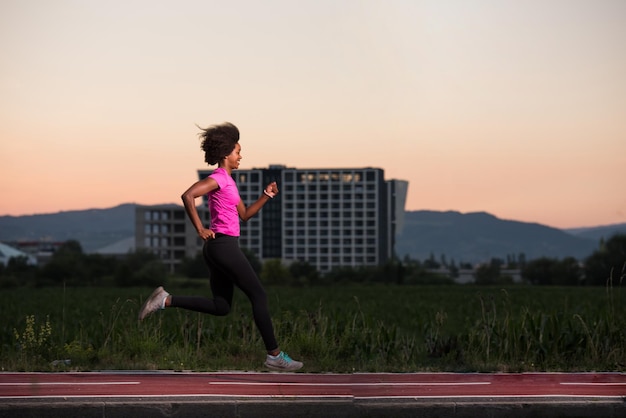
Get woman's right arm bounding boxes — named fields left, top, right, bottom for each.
left=181, top=177, right=219, bottom=240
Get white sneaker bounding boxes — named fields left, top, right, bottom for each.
left=264, top=351, right=303, bottom=371
left=138, top=286, right=169, bottom=321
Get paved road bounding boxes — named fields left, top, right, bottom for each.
left=1, top=371, right=625, bottom=417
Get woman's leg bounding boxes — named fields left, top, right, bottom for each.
left=204, top=236, right=279, bottom=352
left=168, top=240, right=233, bottom=315
left=140, top=236, right=302, bottom=369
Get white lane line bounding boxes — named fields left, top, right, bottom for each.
left=1, top=394, right=354, bottom=399
left=560, top=382, right=626, bottom=386
left=0, top=382, right=139, bottom=386
left=356, top=394, right=626, bottom=400
left=209, top=381, right=491, bottom=386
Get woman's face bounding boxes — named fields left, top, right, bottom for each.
left=224, top=142, right=242, bottom=170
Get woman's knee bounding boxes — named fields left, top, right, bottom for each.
left=214, top=298, right=231, bottom=316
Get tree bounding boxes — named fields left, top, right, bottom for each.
left=376, top=259, right=407, bottom=284
left=115, top=249, right=167, bottom=287
left=474, top=259, right=501, bottom=285
left=522, top=257, right=557, bottom=285
left=0, top=255, right=37, bottom=287
left=584, top=234, right=626, bottom=286
left=178, top=252, right=209, bottom=278
left=40, top=240, right=87, bottom=285
left=552, top=257, right=582, bottom=286
left=522, top=257, right=583, bottom=286
left=4, top=255, right=35, bottom=276
left=423, top=252, right=440, bottom=269
left=260, top=259, right=290, bottom=285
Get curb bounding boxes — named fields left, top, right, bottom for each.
left=1, top=396, right=624, bottom=418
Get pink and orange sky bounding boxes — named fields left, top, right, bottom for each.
left=1, top=0, right=625, bottom=229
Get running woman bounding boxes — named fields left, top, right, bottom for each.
left=138, top=122, right=302, bottom=371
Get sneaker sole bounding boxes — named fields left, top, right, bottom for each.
left=138, top=286, right=165, bottom=321
left=264, top=362, right=303, bottom=371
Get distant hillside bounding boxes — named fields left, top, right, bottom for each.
left=565, top=223, right=626, bottom=242
left=0, top=204, right=136, bottom=252
left=395, top=211, right=601, bottom=264
left=2, top=205, right=623, bottom=262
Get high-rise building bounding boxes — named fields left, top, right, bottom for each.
left=135, top=204, right=209, bottom=273
left=136, top=165, right=407, bottom=274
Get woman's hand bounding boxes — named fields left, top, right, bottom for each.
left=264, top=181, right=279, bottom=198
left=199, top=228, right=216, bottom=240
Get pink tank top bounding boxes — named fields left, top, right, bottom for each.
left=207, top=168, right=241, bottom=236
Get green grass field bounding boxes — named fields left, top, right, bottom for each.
left=1, top=283, right=624, bottom=373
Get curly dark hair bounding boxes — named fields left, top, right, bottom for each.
left=198, top=122, right=240, bottom=165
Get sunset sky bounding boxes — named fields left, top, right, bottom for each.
left=1, top=0, right=624, bottom=229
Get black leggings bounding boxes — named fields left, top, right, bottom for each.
left=170, top=235, right=278, bottom=352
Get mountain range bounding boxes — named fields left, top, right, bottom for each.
left=0, top=204, right=137, bottom=253
left=1, top=204, right=625, bottom=263
left=396, top=211, right=624, bottom=264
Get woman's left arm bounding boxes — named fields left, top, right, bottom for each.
left=238, top=181, right=279, bottom=221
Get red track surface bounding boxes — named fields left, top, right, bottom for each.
left=1, top=372, right=625, bottom=399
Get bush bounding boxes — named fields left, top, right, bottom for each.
left=522, top=257, right=582, bottom=286
left=115, top=250, right=168, bottom=287
left=178, top=252, right=209, bottom=279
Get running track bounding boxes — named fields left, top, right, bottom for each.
left=1, top=372, right=625, bottom=417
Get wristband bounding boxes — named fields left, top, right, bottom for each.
left=263, top=190, right=274, bottom=199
